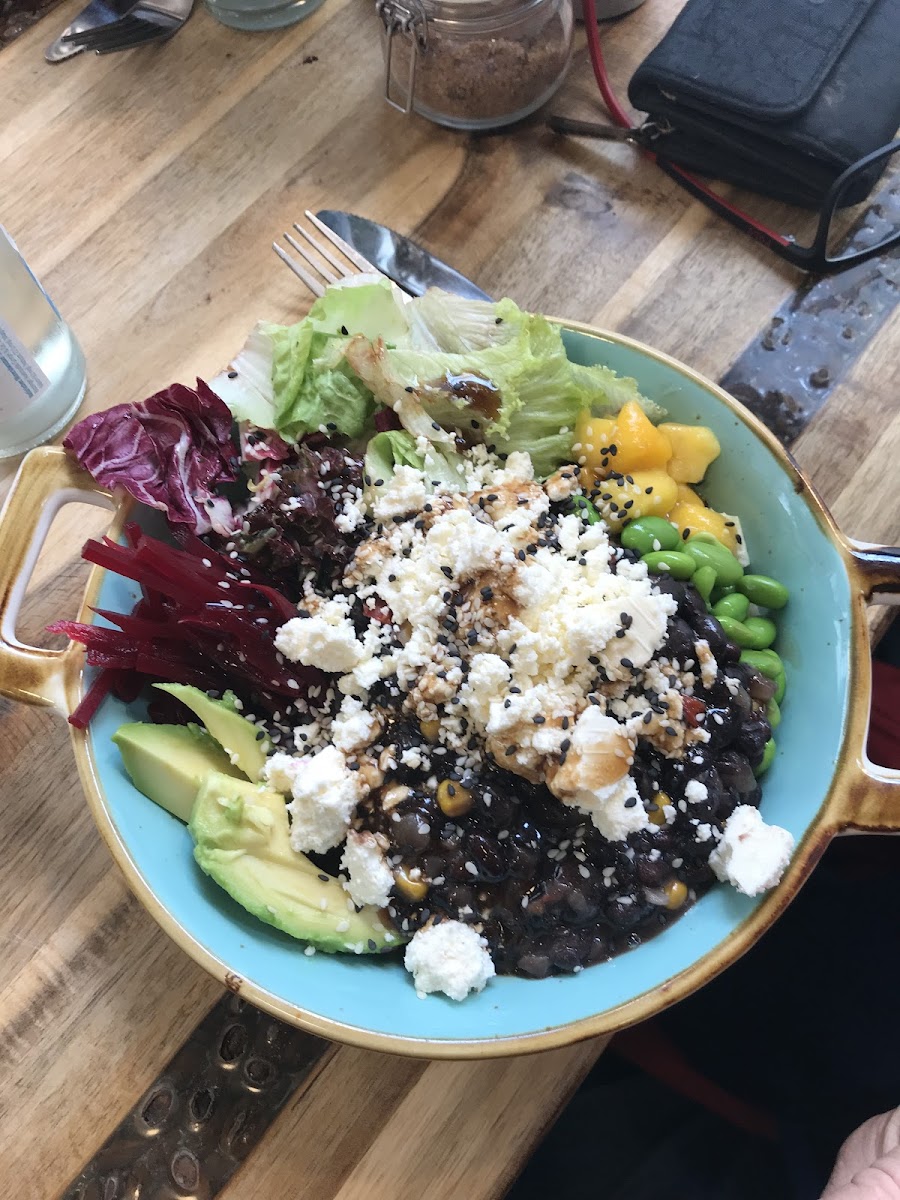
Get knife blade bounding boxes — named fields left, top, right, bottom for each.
left=316, top=211, right=493, bottom=302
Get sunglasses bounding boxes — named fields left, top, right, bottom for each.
left=557, top=3, right=900, bottom=275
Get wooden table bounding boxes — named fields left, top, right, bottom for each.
left=2, top=2, right=899, bottom=1197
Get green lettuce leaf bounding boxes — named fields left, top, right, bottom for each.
left=363, top=430, right=466, bottom=508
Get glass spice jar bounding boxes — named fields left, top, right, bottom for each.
left=378, top=0, right=574, bottom=132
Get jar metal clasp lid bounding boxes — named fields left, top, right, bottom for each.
left=376, top=0, right=428, bottom=114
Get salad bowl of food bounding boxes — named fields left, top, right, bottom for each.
left=0, top=279, right=897, bottom=1058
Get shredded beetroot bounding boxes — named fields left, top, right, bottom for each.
left=50, top=525, right=326, bottom=726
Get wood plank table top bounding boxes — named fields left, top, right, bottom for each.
left=1, top=1, right=899, bottom=1197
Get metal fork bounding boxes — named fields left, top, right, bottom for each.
left=272, top=211, right=380, bottom=298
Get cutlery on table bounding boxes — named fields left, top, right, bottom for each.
left=46, top=0, right=192, bottom=60
left=274, top=210, right=490, bottom=301
left=273, top=211, right=380, bottom=299
left=316, top=209, right=492, bottom=300
left=45, top=0, right=134, bottom=60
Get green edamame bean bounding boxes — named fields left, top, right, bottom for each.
left=641, top=550, right=696, bottom=580
left=621, top=516, right=680, bottom=556
left=716, top=616, right=756, bottom=647
left=739, top=648, right=782, bottom=678
left=712, top=593, right=750, bottom=622
left=740, top=650, right=786, bottom=703
left=766, top=697, right=781, bottom=728
left=743, top=616, right=777, bottom=649
left=737, top=574, right=789, bottom=610
left=573, top=496, right=600, bottom=525
left=754, top=738, right=776, bottom=777
left=692, top=565, right=717, bottom=604
left=711, top=583, right=737, bottom=604
left=684, top=537, right=744, bottom=586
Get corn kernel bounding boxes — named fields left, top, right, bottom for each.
left=394, top=867, right=429, bottom=902
left=648, top=789, right=671, bottom=826
left=664, top=878, right=689, bottom=910
left=437, top=779, right=473, bottom=817
left=420, top=719, right=440, bottom=742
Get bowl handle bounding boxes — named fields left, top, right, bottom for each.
left=0, top=446, right=114, bottom=712
left=835, top=536, right=900, bottom=832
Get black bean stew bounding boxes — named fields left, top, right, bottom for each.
left=351, top=574, right=775, bottom=980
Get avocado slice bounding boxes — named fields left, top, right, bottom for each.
left=154, top=683, right=270, bottom=781
left=189, top=772, right=398, bottom=954
left=113, top=722, right=244, bottom=822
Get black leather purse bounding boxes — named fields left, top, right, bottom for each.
left=627, top=0, right=900, bottom=209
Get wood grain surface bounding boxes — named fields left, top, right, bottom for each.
left=1, top=1, right=899, bottom=1197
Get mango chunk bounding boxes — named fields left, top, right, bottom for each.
left=610, top=400, right=673, bottom=474
left=660, top=423, right=721, bottom=484
left=667, top=501, right=738, bottom=553
left=593, top=468, right=679, bottom=528
left=574, top=411, right=616, bottom=475
left=676, top=483, right=704, bottom=506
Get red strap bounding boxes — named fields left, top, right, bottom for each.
left=612, top=1023, right=779, bottom=1140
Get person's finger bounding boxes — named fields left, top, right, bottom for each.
left=823, top=1109, right=900, bottom=1198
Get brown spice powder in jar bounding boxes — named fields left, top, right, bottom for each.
left=388, top=12, right=572, bottom=128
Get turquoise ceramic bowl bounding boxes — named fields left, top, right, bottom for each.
left=10, top=322, right=897, bottom=1058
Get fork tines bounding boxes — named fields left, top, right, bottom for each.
left=273, top=210, right=379, bottom=298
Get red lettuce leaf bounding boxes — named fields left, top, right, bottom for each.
left=63, top=379, right=240, bottom=536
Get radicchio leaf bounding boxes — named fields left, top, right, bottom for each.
left=64, top=379, right=240, bottom=536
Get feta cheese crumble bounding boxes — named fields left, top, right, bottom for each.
left=340, top=831, right=393, bottom=908
left=709, top=805, right=794, bottom=896
left=404, top=920, right=496, bottom=1001
left=282, top=745, right=365, bottom=854
left=276, top=597, right=365, bottom=674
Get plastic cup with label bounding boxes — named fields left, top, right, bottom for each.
left=0, top=227, right=86, bottom=461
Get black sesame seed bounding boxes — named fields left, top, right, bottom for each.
left=624, top=797, right=637, bottom=808
left=368, top=939, right=377, bottom=952
left=441, top=565, right=453, bottom=578
left=609, top=444, right=618, bottom=456
left=317, top=874, right=329, bottom=883
left=533, top=715, right=546, bottom=724
left=643, top=711, right=653, bottom=724
left=560, top=738, right=571, bottom=753
left=645, top=487, right=654, bottom=495
left=405, top=386, right=415, bottom=393
left=562, top=717, right=570, bottom=730
left=682, top=528, right=690, bottom=540
left=326, top=422, right=338, bottom=432
left=505, top=745, right=517, bottom=756
left=227, top=370, right=238, bottom=379
left=481, top=586, right=494, bottom=600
